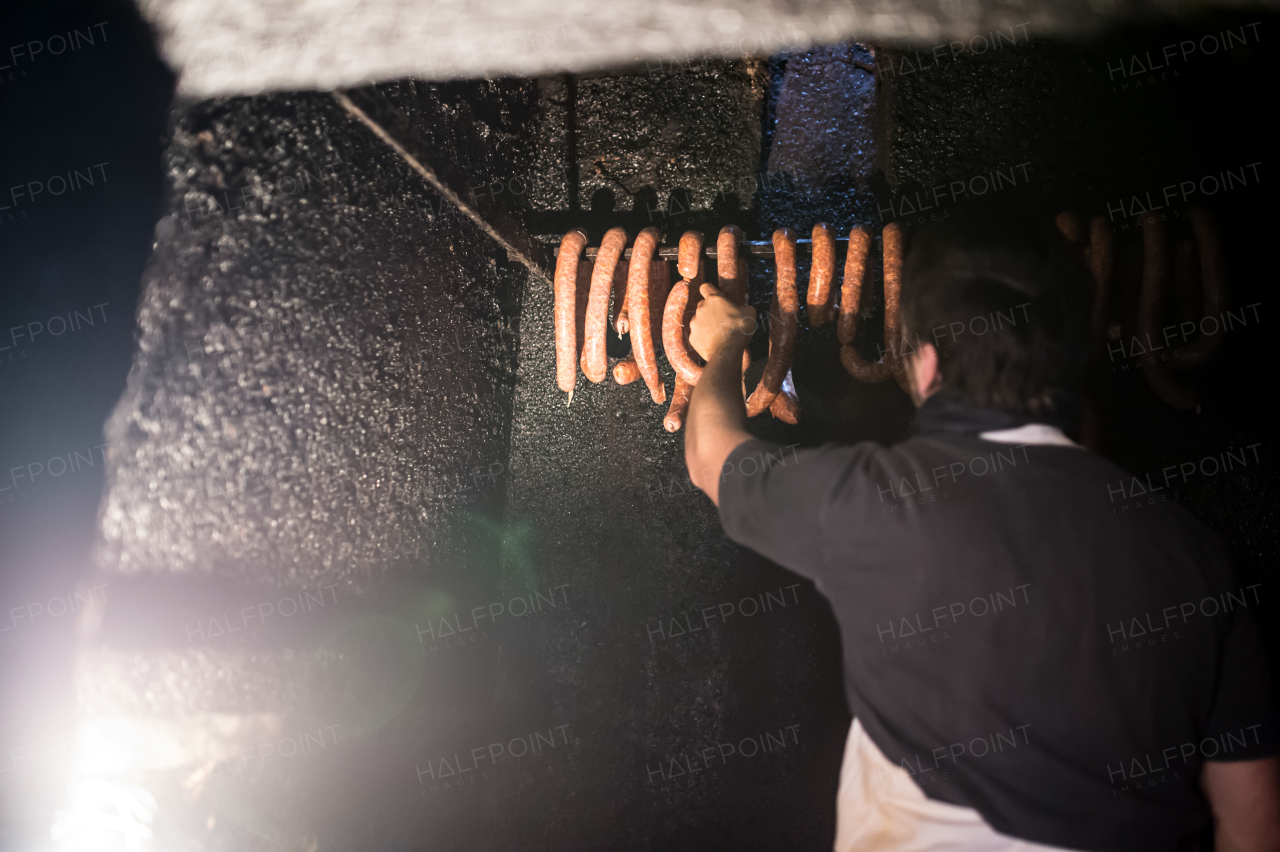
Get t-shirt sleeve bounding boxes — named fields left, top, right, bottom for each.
left=716, top=438, right=876, bottom=580
left=1202, top=599, right=1280, bottom=760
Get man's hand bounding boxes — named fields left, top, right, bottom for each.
left=685, top=283, right=755, bottom=507
left=689, top=283, right=757, bottom=363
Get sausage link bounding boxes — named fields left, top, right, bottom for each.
left=662, top=280, right=702, bottom=384
left=882, top=223, right=912, bottom=394
left=664, top=376, right=694, bottom=432
left=613, top=355, right=641, bottom=385
left=769, top=370, right=801, bottom=424
left=666, top=230, right=707, bottom=384
left=627, top=227, right=668, bottom=404
left=837, top=227, right=871, bottom=346
left=1172, top=207, right=1226, bottom=368
left=717, top=225, right=746, bottom=305
left=838, top=224, right=902, bottom=384
left=715, top=225, right=751, bottom=399
left=882, top=222, right=904, bottom=364
left=1055, top=211, right=1085, bottom=247
left=1087, top=216, right=1113, bottom=340
left=839, top=344, right=892, bottom=382
left=581, top=227, right=627, bottom=383
left=807, top=222, right=836, bottom=326
left=1136, top=215, right=1197, bottom=409
left=746, top=229, right=798, bottom=416
left=677, top=230, right=705, bottom=282
left=554, top=230, right=589, bottom=392
left=576, top=259, right=592, bottom=367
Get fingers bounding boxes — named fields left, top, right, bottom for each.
left=699, top=282, right=724, bottom=301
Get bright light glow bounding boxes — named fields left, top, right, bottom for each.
left=50, top=778, right=155, bottom=852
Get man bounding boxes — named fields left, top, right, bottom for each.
left=684, top=215, right=1280, bottom=851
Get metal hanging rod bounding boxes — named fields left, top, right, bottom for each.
left=540, top=236, right=883, bottom=259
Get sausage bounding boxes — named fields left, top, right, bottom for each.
left=680, top=231, right=705, bottom=305
left=882, top=222, right=904, bottom=366
left=769, top=392, right=799, bottom=424
left=1087, top=215, right=1114, bottom=341
left=576, top=258, right=592, bottom=366
left=838, top=225, right=896, bottom=383
left=716, top=225, right=746, bottom=305
left=769, top=369, right=800, bottom=424
left=582, top=227, right=627, bottom=383
left=1172, top=207, right=1226, bottom=368
left=840, top=343, right=891, bottom=383
left=881, top=223, right=912, bottom=393
left=664, top=376, right=694, bottom=432
left=746, top=229, right=798, bottom=416
left=613, top=355, right=641, bottom=385
left=554, top=230, right=589, bottom=392
left=807, top=222, right=836, bottom=326
left=664, top=230, right=706, bottom=385
left=715, top=225, right=752, bottom=399
left=662, top=280, right=702, bottom=384
left=626, top=227, right=668, bottom=404
left=1055, top=211, right=1085, bottom=248
left=677, top=230, right=704, bottom=282
left=837, top=227, right=871, bottom=346
left=1136, top=214, right=1197, bottom=409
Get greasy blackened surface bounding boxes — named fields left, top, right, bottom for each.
left=501, top=268, right=849, bottom=851
left=768, top=45, right=877, bottom=190
left=78, top=82, right=556, bottom=851
left=94, top=88, right=523, bottom=591
left=755, top=52, right=888, bottom=235
left=524, top=62, right=767, bottom=230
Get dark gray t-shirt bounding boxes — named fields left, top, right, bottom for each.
left=717, top=419, right=1276, bottom=852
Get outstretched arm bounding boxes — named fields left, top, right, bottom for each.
left=686, top=283, right=757, bottom=506
left=1202, top=757, right=1280, bottom=852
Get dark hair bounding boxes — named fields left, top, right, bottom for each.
left=899, top=210, right=1093, bottom=417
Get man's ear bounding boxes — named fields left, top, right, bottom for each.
left=909, top=342, right=941, bottom=405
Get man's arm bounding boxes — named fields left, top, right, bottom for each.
left=1201, top=757, right=1280, bottom=852
left=686, top=283, right=756, bottom=506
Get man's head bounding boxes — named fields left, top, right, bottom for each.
left=898, top=210, right=1094, bottom=416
